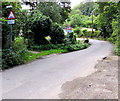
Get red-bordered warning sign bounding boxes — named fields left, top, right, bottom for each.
left=7, top=10, right=16, bottom=20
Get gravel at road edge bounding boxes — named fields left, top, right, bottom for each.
left=59, top=55, right=118, bottom=99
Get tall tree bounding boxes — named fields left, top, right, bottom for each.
left=37, top=1, right=71, bottom=24
left=96, top=2, right=119, bottom=38
left=37, top=2, right=63, bottom=23
left=58, top=1, right=71, bottom=23
left=74, top=2, right=98, bottom=16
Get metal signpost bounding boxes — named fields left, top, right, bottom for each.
left=7, top=10, right=16, bottom=53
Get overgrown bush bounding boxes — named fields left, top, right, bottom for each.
left=73, top=27, right=85, bottom=38
left=13, top=37, right=27, bottom=52
left=63, top=43, right=89, bottom=52
left=25, top=10, right=52, bottom=45
left=50, top=23, right=65, bottom=44
left=2, top=37, right=29, bottom=70
left=94, top=31, right=101, bottom=38
left=29, top=44, right=61, bottom=51
left=2, top=49, right=23, bottom=70
left=29, top=42, right=89, bottom=53
left=114, top=42, right=120, bottom=56
left=65, top=32, right=76, bottom=44
left=86, top=30, right=101, bottom=38
left=73, top=27, right=80, bottom=34
left=81, top=29, right=88, bottom=38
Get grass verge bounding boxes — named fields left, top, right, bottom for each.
left=1, top=43, right=89, bottom=70
left=23, top=49, right=68, bottom=63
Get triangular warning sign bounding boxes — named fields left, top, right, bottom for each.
left=7, top=10, right=16, bottom=20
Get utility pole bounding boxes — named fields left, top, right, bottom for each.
left=91, top=11, right=94, bottom=38
left=91, top=0, right=94, bottom=38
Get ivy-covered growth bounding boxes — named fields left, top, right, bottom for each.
left=50, top=23, right=65, bottom=44
left=26, top=10, right=52, bottom=45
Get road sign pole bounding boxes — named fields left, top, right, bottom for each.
left=10, top=24, right=12, bottom=53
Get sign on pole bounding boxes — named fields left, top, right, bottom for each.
left=7, top=20, right=15, bottom=25
left=7, top=10, right=16, bottom=20
left=7, top=10, right=16, bottom=53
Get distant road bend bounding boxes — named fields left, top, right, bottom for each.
left=2, top=39, right=113, bottom=99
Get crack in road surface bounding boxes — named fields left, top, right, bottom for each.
left=2, top=39, right=114, bottom=99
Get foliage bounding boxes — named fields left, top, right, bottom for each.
left=1, top=49, right=67, bottom=70
left=21, top=49, right=68, bottom=63
left=65, top=32, right=76, bottom=44
left=73, top=27, right=80, bottom=34
left=2, top=49, right=24, bottom=70
left=37, top=2, right=62, bottom=23
left=25, top=10, right=52, bottom=45
left=29, top=44, right=60, bottom=51
left=114, top=43, right=120, bottom=56
left=2, top=2, right=28, bottom=49
left=63, top=43, right=89, bottom=52
left=63, top=20, right=70, bottom=27
left=96, top=2, right=118, bottom=38
left=58, top=1, right=71, bottom=23
left=37, top=2, right=71, bottom=24
left=29, top=42, right=89, bottom=53
left=13, top=37, right=27, bottom=52
left=50, top=23, right=65, bottom=44
left=85, top=20, right=92, bottom=28
left=85, top=30, right=101, bottom=38
left=81, top=29, right=88, bottom=38
left=69, top=14, right=85, bottom=28
left=74, top=2, right=98, bottom=16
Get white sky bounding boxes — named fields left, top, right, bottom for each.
left=70, top=0, right=85, bottom=8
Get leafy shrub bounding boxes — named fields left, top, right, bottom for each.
left=26, top=10, right=52, bottom=45
left=81, top=29, right=88, bottom=38
left=94, top=31, right=101, bottom=38
left=2, top=36, right=29, bottom=70
left=30, top=42, right=89, bottom=52
left=1, top=48, right=68, bottom=70
left=86, top=30, right=101, bottom=38
left=50, top=23, right=65, bottom=44
left=73, top=27, right=85, bottom=38
left=73, top=27, right=80, bottom=34
left=65, top=32, right=76, bottom=44
left=13, top=37, right=27, bottom=52
left=29, top=44, right=60, bottom=51
left=114, top=45, right=120, bottom=56
left=85, top=20, right=92, bottom=28
left=63, top=43, right=89, bottom=52
left=108, top=20, right=119, bottom=56
left=2, top=49, right=23, bottom=70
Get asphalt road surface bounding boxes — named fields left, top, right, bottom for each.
left=2, top=39, right=113, bottom=99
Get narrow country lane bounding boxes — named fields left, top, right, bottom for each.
left=2, top=39, right=114, bottom=99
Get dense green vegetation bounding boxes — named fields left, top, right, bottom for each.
left=1, top=36, right=89, bottom=70
left=1, top=1, right=119, bottom=70
left=63, top=1, right=119, bottom=55
left=1, top=2, right=89, bottom=70
left=2, top=49, right=68, bottom=70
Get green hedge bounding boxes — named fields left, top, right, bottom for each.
left=30, top=43, right=89, bottom=52
left=2, top=49, right=25, bottom=70
left=86, top=30, right=101, bottom=38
